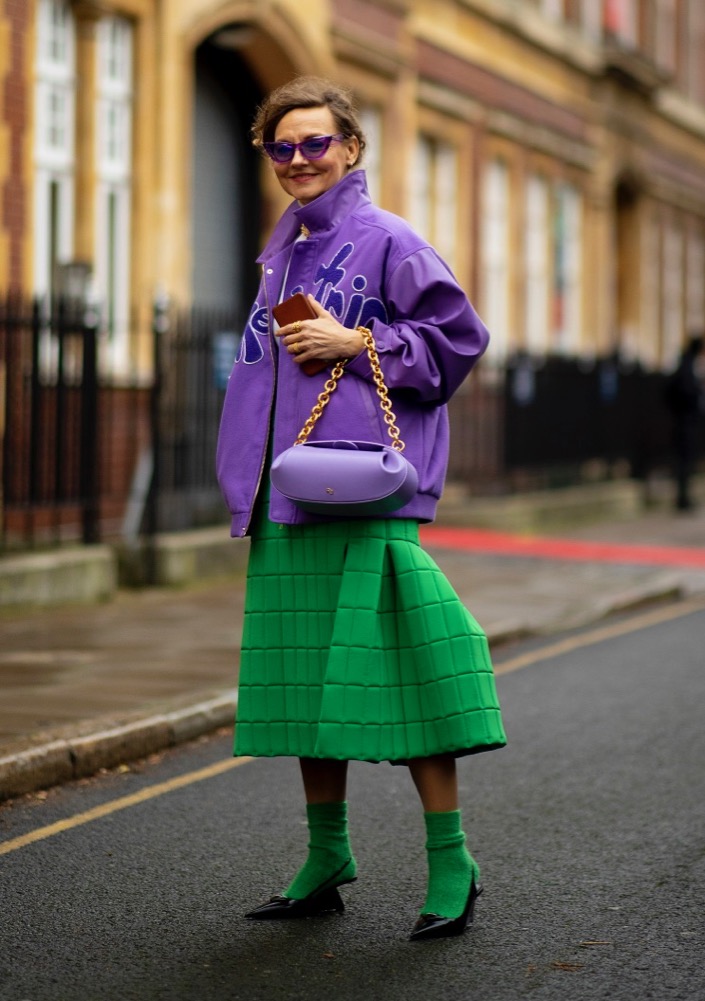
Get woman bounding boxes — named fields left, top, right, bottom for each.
left=216, top=76, right=506, bottom=941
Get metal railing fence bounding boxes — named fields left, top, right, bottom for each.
left=3, top=292, right=701, bottom=567
left=498, top=352, right=678, bottom=489
left=0, top=294, right=130, bottom=548
left=144, top=298, right=242, bottom=537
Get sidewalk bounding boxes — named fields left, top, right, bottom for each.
left=2, top=485, right=705, bottom=801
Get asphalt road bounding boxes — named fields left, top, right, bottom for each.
left=1, top=601, right=704, bottom=1001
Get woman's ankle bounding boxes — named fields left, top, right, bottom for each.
left=421, top=810, right=477, bottom=918
left=284, top=801, right=355, bottom=899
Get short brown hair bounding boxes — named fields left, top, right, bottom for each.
left=251, top=76, right=366, bottom=164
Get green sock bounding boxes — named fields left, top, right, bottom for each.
left=421, top=810, right=478, bottom=918
left=284, top=801, right=357, bottom=900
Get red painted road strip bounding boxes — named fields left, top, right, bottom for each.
left=419, top=525, right=705, bottom=568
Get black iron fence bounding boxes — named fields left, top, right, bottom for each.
left=145, top=298, right=243, bottom=536
left=445, top=352, right=684, bottom=493
left=499, top=352, right=679, bottom=488
left=3, top=292, right=702, bottom=563
left=0, top=294, right=127, bottom=549
left=0, top=294, right=240, bottom=552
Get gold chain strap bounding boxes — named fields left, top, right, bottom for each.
left=293, top=326, right=406, bottom=451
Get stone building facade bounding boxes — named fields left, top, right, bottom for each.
left=2, top=0, right=705, bottom=375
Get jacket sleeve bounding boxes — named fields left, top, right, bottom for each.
left=344, top=248, right=489, bottom=404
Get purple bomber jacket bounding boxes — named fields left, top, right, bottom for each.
left=215, top=170, right=489, bottom=537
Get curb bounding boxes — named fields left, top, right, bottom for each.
left=478, top=575, right=684, bottom=641
left=0, top=693, right=237, bottom=803
left=0, top=577, right=686, bottom=804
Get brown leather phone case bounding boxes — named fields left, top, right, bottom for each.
left=272, top=293, right=327, bottom=376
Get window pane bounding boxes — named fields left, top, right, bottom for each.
left=99, top=15, right=133, bottom=90
left=605, top=0, right=638, bottom=46
left=411, top=136, right=432, bottom=239
left=359, top=106, right=382, bottom=205
left=541, top=0, right=564, bottom=22
left=482, top=160, right=510, bottom=360
left=95, top=16, right=134, bottom=367
left=640, top=210, right=660, bottom=369
left=580, top=0, right=602, bottom=40
left=525, top=174, right=550, bottom=354
left=661, top=221, right=684, bottom=368
left=34, top=0, right=76, bottom=296
left=654, top=0, right=677, bottom=73
left=686, top=226, right=705, bottom=333
left=553, top=183, right=582, bottom=354
left=48, top=0, right=69, bottom=65
left=434, top=143, right=457, bottom=269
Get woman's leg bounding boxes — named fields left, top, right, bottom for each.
left=408, top=754, right=478, bottom=919
left=283, top=758, right=357, bottom=899
left=408, top=753, right=458, bottom=811
left=299, top=757, right=349, bottom=803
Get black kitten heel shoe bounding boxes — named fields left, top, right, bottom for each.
left=245, top=861, right=357, bottom=920
left=409, top=879, right=483, bottom=942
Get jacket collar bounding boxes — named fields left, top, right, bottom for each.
left=257, top=170, right=371, bottom=263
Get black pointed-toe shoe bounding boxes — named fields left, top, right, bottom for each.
left=409, top=879, right=483, bottom=942
left=245, top=861, right=357, bottom=920
left=245, top=885, right=346, bottom=920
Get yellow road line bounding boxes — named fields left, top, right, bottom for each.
left=0, top=756, right=252, bottom=857
left=4, top=596, right=704, bottom=858
left=494, top=595, right=705, bottom=675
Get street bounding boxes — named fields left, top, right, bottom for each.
left=1, top=599, right=704, bottom=1001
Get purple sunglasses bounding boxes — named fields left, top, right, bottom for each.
left=263, top=134, right=346, bottom=164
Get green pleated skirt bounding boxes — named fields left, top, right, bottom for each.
left=234, top=500, right=507, bottom=763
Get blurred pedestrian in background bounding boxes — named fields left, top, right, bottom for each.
left=665, top=334, right=704, bottom=511
left=216, top=76, right=506, bottom=941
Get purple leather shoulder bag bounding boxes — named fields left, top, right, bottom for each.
left=270, top=327, right=418, bottom=517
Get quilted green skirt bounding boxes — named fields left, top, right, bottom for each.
left=234, top=500, right=506, bottom=763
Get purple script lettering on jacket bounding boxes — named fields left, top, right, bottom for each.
left=287, top=241, right=389, bottom=333
left=237, top=303, right=268, bottom=365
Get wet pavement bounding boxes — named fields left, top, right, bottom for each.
left=1, top=490, right=704, bottom=799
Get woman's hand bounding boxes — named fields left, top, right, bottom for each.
left=277, top=295, right=365, bottom=365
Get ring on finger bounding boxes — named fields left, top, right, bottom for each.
left=294, top=341, right=303, bottom=353
left=292, top=320, right=302, bottom=335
